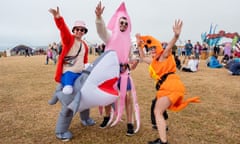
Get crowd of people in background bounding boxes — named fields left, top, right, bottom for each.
left=171, top=39, right=240, bottom=75
left=1, top=37, right=239, bottom=76
left=87, top=39, right=240, bottom=76
left=45, top=42, right=62, bottom=65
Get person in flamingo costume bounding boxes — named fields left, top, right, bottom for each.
left=95, top=1, right=140, bottom=136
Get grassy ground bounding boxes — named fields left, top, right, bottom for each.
left=0, top=55, right=239, bottom=144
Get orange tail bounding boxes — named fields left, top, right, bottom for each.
left=169, top=96, right=200, bottom=112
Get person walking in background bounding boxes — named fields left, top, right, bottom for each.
left=177, top=45, right=182, bottom=56
left=171, top=44, right=177, bottom=56
left=25, top=48, right=30, bottom=57
left=57, top=42, right=62, bottom=55
left=194, top=41, right=202, bottom=59
left=45, top=44, right=53, bottom=65
left=51, top=42, right=58, bottom=64
left=213, top=45, right=220, bottom=56
left=45, top=43, right=58, bottom=65
left=201, top=42, right=209, bottom=60
left=185, top=40, right=193, bottom=56
left=136, top=20, right=200, bottom=144
left=181, top=45, right=186, bottom=56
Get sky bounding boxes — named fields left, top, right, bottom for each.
left=0, top=0, right=239, bottom=50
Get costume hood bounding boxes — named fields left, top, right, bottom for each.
left=107, top=2, right=131, bottom=33
left=139, top=35, right=164, bottom=55
left=105, top=2, right=131, bottom=63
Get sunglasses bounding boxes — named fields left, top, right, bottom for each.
left=120, top=21, right=128, bottom=26
left=75, top=28, right=86, bottom=33
left=148, top=46, right=156, bottom=51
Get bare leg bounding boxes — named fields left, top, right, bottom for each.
left=125, top=90, right=134, bottom=136
left=125, top=91, right=133, bottom=123
left=154, top=96, right=171, bottom=143
left=99, top=104, right=112, bottom=128
left=105, top=104, right=111, bottom=116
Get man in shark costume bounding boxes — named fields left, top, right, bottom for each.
left=48, top=6, right=120, bottom=141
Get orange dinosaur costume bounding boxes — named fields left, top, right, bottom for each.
left=139, top=35, right=200, bottom=112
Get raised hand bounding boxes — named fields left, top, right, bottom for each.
left=173, top=19, right=183, bottom=38
left=135, top=33, right=144, bottom=48
left=49, top=6, right=60, bottom=18
left=95, top=1, right=105, bottom=18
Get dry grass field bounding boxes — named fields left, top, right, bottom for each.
left=0, top=54, right=239, bottom=144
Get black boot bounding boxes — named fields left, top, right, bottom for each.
left=126, top=123, right=134, bottom=136
left=148, top=138, right=168, bottom=144
left=99, top=116, right=110, bottom=128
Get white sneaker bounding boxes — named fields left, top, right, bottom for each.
left=62, top=85, right=73, bottom=95
left=56, top=131, right=72, bottom=142
left=227, top=70, right=233, bottom=75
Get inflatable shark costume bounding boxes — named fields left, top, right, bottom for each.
left=49, top=51, right=120, bottom=141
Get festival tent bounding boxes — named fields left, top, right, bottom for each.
left=8, top=45, right=33, bottom=56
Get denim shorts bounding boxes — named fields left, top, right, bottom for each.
left=117, top=76, right=131, bottom=90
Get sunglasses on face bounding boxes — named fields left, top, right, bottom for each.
left=75, top=28, right=86, bottom=33
left=148, top=46, right=156, bottom=51
left=120, top=21, right=128, bottom=26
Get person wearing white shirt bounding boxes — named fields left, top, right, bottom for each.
left=181, top=55, right=199, bottom=72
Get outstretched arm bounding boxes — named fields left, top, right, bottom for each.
left=95, top=1, right=109, bottom=43
left=159, top=20, right=183, bottom=61
left=49, top=6, right=72, bottom=48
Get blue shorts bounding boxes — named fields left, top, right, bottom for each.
left=117, top=76, right=131, bottom=91
left=61, top=71, right=82, bottom=87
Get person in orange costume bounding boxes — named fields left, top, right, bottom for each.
left=136, top=20, right=200, bottom=144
